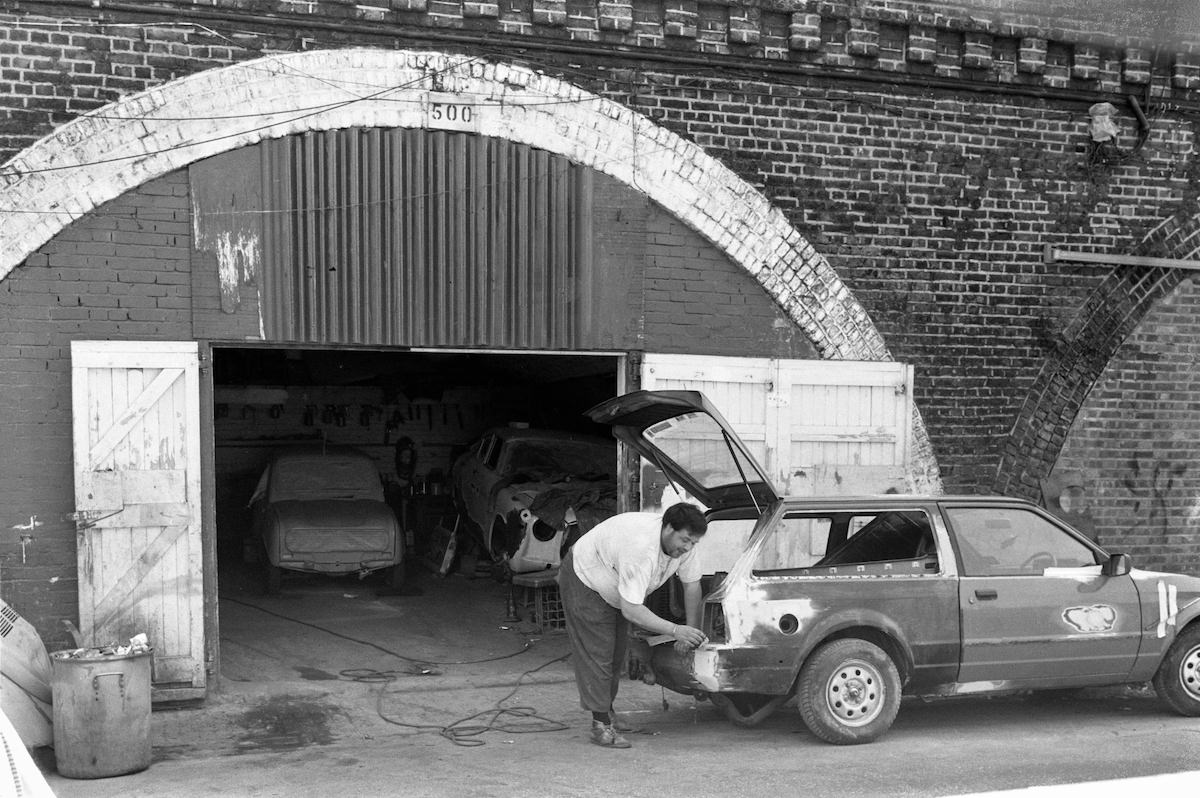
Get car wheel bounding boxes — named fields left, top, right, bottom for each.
left=796, top=638, right=901, bottom=745
left=1153, top=624, right=1200, bottom=716
left=709, top=693, right=787, bottom=728
left=266, top=564, right=282, bottom=595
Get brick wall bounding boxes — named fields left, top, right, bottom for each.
left=1056, top=276, right=1200, bottom=575
left=2, top=2, right=1199, bottom=641
left=0, top=172, right=192, bottom=647
left=642, top=200, right=818, bottom=360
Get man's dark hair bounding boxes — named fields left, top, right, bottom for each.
left=662, top=502, right=707, bottom=536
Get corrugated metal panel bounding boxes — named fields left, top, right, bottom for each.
left=259, top=129, right=594, bottom=348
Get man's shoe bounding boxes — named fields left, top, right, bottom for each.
left=590, top=721, right=632, bottom=748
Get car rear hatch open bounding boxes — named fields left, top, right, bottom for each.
left=585, top=389, right=779, bottom=512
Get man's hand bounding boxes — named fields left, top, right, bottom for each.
left=671, top=624, right=707, bottom=650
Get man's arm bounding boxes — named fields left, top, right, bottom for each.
left=619, top=597, right=707, bottom=648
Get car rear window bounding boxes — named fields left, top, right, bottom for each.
left=270, top=457, right=382, bottom=502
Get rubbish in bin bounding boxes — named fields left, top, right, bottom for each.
left=51, top=634, right=154, bottom=780
left=55, top=632, right=151, bottom=661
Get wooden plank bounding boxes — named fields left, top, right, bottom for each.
left=88, top=503, right=192, bottom=529
left=86, top=368, right=183, bottom=471
left=91, top=525, right=189, bottom=635
left=71, top=340, right=197, bottom=366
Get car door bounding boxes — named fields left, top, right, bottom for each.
left=946, top=504, right=1142, bottom=685
left=458, top=434, right=499, bottom=532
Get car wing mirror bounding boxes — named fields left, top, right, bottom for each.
left=1101, top=552, right=1132, bottom=577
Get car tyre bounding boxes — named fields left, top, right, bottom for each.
left=796, top=638, right=901, bottom=745
left=1153, top=624, right=1200, bottom=716
left=710, top=692, right=788, bottom=728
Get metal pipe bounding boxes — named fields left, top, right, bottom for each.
left=1044, top=244, right=1200, bottom=271
left=19, top=0, right=1200, bottom=114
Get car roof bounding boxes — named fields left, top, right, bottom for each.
left=770, top=494, right=1039, bottom=509
left=268, top=445, right=373, bottom=463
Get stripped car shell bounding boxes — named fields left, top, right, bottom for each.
left=587, top=390, right=1200, bottom=744
left=450, top=426, right=617, bottom=566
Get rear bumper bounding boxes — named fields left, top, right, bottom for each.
left=650, top=643, right=797, bottom=696
left=276, top=557, right=399, bottom=574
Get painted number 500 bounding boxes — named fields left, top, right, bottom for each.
left=431, top=103, right=474, bottom=123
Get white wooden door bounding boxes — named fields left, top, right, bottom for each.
left=71, top=341, right=205, bottom=698
left=775, top=359, right=913, bottom=495
left=641, top=354, right=912, bottom=502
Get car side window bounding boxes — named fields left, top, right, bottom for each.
left=754, top=515, right=833, bottom=571
left=752, top=510, right=936, bottom=575
left=944, top=507, right=1099, bottom=576
left=818, top=511, right=935, bottom=566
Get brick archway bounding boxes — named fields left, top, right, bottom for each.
left=994, top=215, right=1200, bottom=499
left=0, top=47, right=940, bottom=491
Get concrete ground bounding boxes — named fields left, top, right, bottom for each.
left=31, top=562, right=1200, bottom=797
left=36, top=562, right=664, bottom=795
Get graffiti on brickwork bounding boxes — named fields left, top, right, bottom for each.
left=1121, top=456, right=1190, bottom=541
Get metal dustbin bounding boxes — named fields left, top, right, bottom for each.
left=50, top=648, right=153, bottom=779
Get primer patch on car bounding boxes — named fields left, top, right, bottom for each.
left=1061, top=604, right=1117, bottom=633
left=691, top=647, right=720, bottom=692
left=1157, top=580, right=1179, bottom=638
left=727, top=588, right=818, bottom=643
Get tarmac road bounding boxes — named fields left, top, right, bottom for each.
left=39, top=674, right=1200, bottom=798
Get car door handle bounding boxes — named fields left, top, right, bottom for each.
left=974, top=589, right=998, bottom=600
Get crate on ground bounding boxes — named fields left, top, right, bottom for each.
left=510, top=570, right=565, bottom=632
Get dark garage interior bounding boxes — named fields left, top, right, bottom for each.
left=211, top=346, right=621, bottom=655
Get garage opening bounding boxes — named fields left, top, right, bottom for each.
left=211, top=345, right=621, bottom=680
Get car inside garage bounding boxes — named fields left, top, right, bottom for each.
left=211, top=346, right=622, bottom=671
